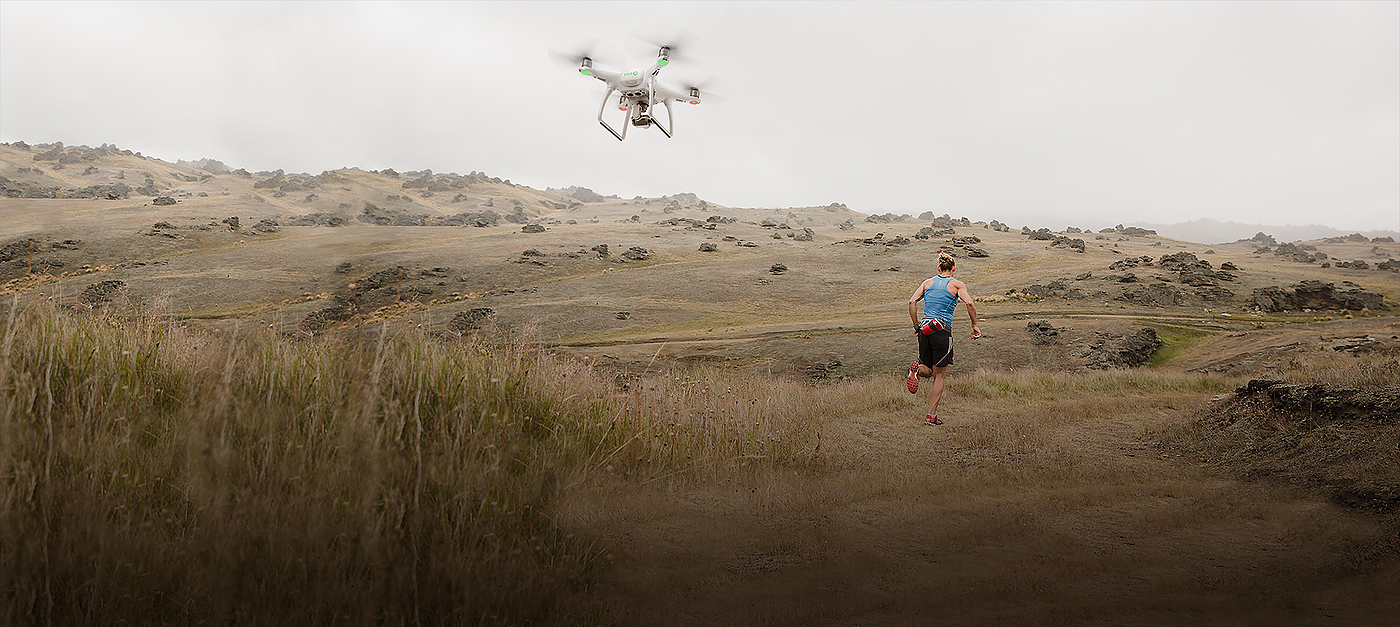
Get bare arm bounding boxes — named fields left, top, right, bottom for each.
left=954, top=281, right=982, bottom=339
left=908, top=279, right=931, bottom=326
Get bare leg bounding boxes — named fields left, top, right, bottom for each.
left=927, top=365, right=947, bottom=416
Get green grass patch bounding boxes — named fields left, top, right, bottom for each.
left=1141, top=321, right=1222, bottom=367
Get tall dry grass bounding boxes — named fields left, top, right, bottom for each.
left=0, top=298, right=826, bottom=625
left=1272, top=351, right=1400, bottom=388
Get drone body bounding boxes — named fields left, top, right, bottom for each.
left=554, top=37, right=717, bottom=141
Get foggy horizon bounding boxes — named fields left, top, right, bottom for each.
left=3, top=1, right=1397, bottom=233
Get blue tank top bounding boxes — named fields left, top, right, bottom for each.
left=923, top=276, right=958, bottom=326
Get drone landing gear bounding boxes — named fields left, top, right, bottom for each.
left=597, top=88, right=626, bottom=141
left=595, top=88, right=674, bottom=140
left=651, top=100, right=673, bottom=138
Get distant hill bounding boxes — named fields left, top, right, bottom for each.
left=931, top=213, right=1398, bottom=246
left=1134, top=218, right=1400, bottom=245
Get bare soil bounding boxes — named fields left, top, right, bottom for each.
left=565, top=394, right=1399, bottom=626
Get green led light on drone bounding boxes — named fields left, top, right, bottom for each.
left=579, top=68, right=591, bottom=76
left=658, top=59, right=668, bottom=67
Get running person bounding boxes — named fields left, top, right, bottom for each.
left=906, top=252, right=981, bottom=425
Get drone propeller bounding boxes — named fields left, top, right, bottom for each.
left=626, top=26, right=702, bottom=65
left=677, top=75, right=728, bottom=104
left=547, top=38, right=625, bottom=73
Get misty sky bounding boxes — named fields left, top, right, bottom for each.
left=2, top=1, right=1397, bottom=232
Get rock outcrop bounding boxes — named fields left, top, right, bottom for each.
left=1070, top=328, right=1162, bottom=369
left=1251, top=280, right=1388, bottom=312
left=1118, top=284, right=1183, bottom=307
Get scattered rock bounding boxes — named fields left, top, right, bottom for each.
left=964, top=245, right=989, bottom=258
left=447, top=308, right=495, bottom=333
left=770, top=264, right=788, bottom=274
left=803, top=359, right=844, bottom=381
left=621, top=246, right=651, bottom=261
left=616, top=311, right=631, bottom=320
left=79, top=280, right=125, bottom=305
left=358, top=203, right=427, bottom=226
left=1026, top=320, right=1061, bottom=345
left=699, top=242, right=717, bottom=252
left=284, top=212, right=348, bottom=227
left=521, top=224, right=546, bottom=234
left=1109, top=256, right=1155, bottom=270
left=152, top=196, right=177, bottom=206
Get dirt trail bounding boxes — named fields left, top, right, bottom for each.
left=562, top=396, right=1399, bottom=626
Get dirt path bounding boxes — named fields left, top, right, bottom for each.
left=561, top=397, right=1399, bottom=626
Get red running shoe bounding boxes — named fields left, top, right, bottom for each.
left=906, top=362, right=919, bottom=394
left=925, top=414, right=943, bottom=426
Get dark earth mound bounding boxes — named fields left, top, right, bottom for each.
left=1162, top=378, right=1400, bottom=512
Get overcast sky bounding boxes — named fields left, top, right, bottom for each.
left=3, top=1, right=1397, bottom=231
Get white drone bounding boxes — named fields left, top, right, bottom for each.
left=550, top=30, right=722, bottom=141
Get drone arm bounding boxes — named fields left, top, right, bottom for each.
left=596, top=87, right=624, bottom=141
left=588, top=68, right=621, bottom=83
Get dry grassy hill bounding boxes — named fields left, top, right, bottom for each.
left=4, top=141, right=1400, bottom=625
left=3, top=140, right=1398, bottom=379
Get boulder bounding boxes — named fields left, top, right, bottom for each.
left=770, top=263, right=788, bottom=274
left=1196, top=286, right=1235, bottom=302
left=621, top=246, right=651, bottom=261
left=1251, top=281, right=1387, bottom=312
left=521, top=224, right=546, bottom=233
left=699, top=242, right=717, bottom=252
left=1118, top=284, right=1183, bottom=307
left=152, top=196, right=177, bottom=206
left=447, top=308, right=495, bottom=333
left=1158, top=252, right=1208, bottom=272
left=1026, top=320, right=1060, bottom=345
left=1109, top=256, right=1154, bottom=270
left=1251, top=286, right=1293, bottom=312
left=1273, top=242, right=1315, bottom=263
left=964, top=245, right=989, bottom=258
left=1072, top=328, right=1162, bottom=369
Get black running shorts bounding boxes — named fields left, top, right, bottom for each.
left=917, top=328, right=954, bottom=368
